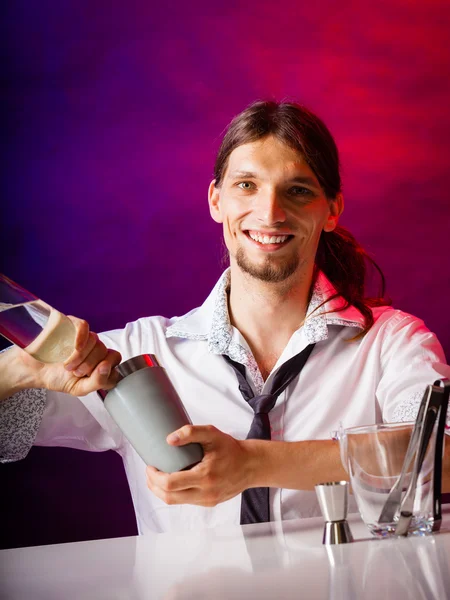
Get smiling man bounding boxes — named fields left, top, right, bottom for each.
left=210, top=136, right=341, bottom=288
left=1, top=101, right=449, bottom=534
left=206, top=134, right=342, bottom=383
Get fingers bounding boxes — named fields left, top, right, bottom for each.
left=63, top=316, right=119, bottom=380
left=72, top=335, right=108, bottom=377
left=145, top=427, right=245, bottom=507
left=64, top=317, right=96, bottom=370
left=146, top=465, right=219, bottom=507
left=71, top=349, right=122, bottom=396
left=71, top=316, right=91, bottom=352
left=146, top=463, right=203, bottom=492
left=166, top=424, right=219, bottom=448
left=91, top=349, right=122, bottom=387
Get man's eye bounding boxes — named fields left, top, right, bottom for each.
left=289, top=186, right=313, bottom=196
left=237, top=181, right=254, bottom=190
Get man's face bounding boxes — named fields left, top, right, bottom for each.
left=208, top=135, right=343, bottom=284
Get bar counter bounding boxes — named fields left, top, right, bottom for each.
left=1, top=508, right=449, bottom=599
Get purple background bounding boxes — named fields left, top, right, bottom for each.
left=1, top=1, right=450, bottom=548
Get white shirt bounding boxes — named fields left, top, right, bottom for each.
left=0, top=269, right=447, bottom=534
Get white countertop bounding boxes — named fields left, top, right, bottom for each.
left=1, top=509, right=450, bottom=599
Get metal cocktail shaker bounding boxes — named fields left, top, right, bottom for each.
left=99, top=354, right=204, bottom=473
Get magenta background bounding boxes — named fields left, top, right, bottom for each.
left=1, top=1, right=450, bottom=547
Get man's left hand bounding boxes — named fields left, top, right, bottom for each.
left=146, top=425, right=253, bottom=507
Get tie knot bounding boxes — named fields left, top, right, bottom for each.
left=248, top=393, right=277, bottom=415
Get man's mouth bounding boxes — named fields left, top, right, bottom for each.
left=244, top=230, right=293, bottom=247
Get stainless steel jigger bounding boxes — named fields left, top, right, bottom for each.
left=315, top=481, right=354, bottom=544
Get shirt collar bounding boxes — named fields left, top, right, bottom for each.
left=166, top=268, right=365, bottom=352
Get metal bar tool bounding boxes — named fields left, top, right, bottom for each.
left=377, top=378, right=449, bottom=536
left=315, top=481, right=354, bottom=544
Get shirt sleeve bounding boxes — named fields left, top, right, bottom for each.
left=35, top=389, right=125, bottom=452
left=377, top=312, right=450, bottom=433
left=0, top=387, right=47, bottom=462
left=0, top=387, right=124, bottom=462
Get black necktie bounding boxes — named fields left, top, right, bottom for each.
left=223, top=343, right=315, bottom=524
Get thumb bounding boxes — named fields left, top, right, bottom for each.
left=166, top=424, right=220, bottom=448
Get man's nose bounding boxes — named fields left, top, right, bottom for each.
left=255, top=189, right=287, bottom=224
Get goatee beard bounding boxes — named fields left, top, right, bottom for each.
left=235, top=247, right=300, bottom=283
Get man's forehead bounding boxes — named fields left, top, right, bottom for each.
left=225, top=137, right=315, bottom=181
left=229, top=136, right=302, bottom=158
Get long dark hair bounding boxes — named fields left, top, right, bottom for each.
left=214, top=100, right=390, bottom=336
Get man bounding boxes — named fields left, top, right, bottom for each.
left=1, top=101, right=448, bottom=534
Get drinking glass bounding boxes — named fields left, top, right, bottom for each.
left=0, top=273, right=76, bottom=363
left=339, top=422, right=436, bottom=537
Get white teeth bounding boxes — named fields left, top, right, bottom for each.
left=248, top=233, right=289, bottom=244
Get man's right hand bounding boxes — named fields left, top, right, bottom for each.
left=1, top=316, right=122, bottom=399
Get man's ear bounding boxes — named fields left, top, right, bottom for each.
left=323, top=193, right=344, bottom=232
left=208, top=180, right=223, bottom=224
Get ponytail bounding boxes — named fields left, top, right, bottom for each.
left=315, top=226, right=390, bottom=337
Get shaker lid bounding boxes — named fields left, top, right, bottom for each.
left=117, top=353, right=160, bottom=377
left=97, top=353, right=160, bottom=400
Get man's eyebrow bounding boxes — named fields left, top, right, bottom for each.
left=229, top=171, right=320, bottom=187
left=289, top=176, right=320, bottom=187
left=228, top=170, right=258, bottom=179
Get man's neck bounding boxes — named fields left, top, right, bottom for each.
left=228, top=262, right=315, bottom=378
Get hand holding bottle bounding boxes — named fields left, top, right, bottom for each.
left=1, top=316, right=121, bottom=401
left=0, top=274, right=121, bottom=400
left=1, top=315, right=121, bottom=400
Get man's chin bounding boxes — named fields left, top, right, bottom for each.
left=235, top=249, right=299, bottom=284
